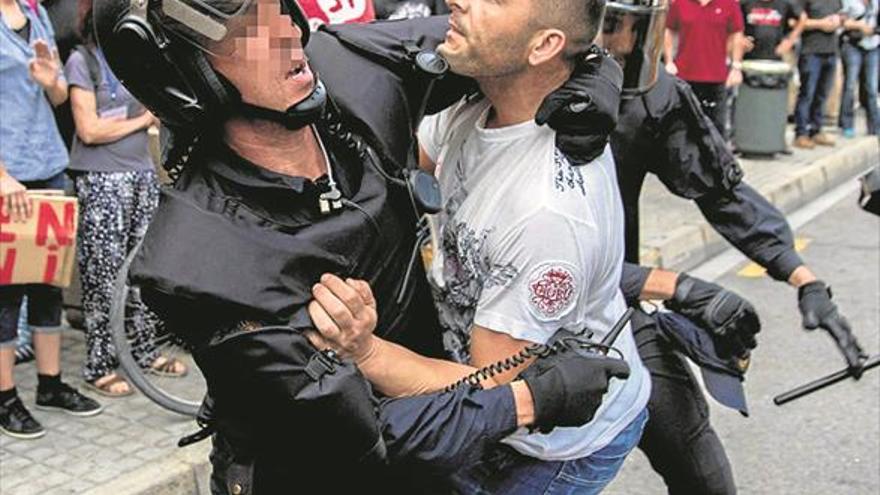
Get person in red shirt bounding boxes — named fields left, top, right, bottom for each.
left=664, top=0, right=746, bottom=135
left=298, top=0, right=375, bottom=30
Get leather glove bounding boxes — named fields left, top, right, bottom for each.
left=798, top=280, right=867, bottom=375
left=536, top=45, right=623, bottom=164
left=666, top=273, right=761, bottom=360
left=519, top=351, right=630, bottom=434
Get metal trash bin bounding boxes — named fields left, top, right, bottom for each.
left=734, top=60, right=793, bottom=155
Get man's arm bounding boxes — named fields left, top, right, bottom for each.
left=726, top=31, right=745, bottom=87
left=778, top=11, right=807, bottom=56
left=308, top=274, right=630, bottom=433
left=664, top=29, right=678, bottom=75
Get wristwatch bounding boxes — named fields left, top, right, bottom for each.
left=731, top=61, right=743, bottom=71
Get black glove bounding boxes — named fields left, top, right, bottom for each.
left=519, top=351, right=630, bottom=434
left=536, top=45, right=623, bottom=164
left=798, top=280, right=867, bottom=375
left=666, top=273, right=761, bottom=359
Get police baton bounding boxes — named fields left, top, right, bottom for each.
left=773, top=354, right=880, bottom=406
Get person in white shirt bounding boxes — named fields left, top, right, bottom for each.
left=306, top=0, right=650, bottom=492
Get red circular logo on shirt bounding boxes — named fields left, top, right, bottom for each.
left=529, top=265, right=576, bottom=319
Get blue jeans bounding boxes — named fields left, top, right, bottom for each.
left=838, top=43, right=879, bottom=135
left=451, top=408, right=649, bottom=495
left=795, top=53, right=838, bottom=137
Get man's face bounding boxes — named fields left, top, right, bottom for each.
left=439, top=0, right=538, bottom=77
left=210, top=0, right=314, bottom=111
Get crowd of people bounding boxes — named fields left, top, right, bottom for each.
left=665, top=0, right=878, bottom=148
left=0, top=0, right=872, bottom=494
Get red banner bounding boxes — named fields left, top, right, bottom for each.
left=299, top=0, right=375, bottom=30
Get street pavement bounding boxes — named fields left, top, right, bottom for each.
left=607, top=192, right=880, bottom=495
left=0, top=131, right=877, bottom=494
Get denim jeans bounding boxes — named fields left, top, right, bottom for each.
left=838, top=43, right=879, bottom=135
left=451, top=408, right=649, bottom=495
left=795, top=53, right=839, bottom=137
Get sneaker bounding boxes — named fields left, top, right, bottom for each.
left=794, top=135, right=815, bottom=149
left=0, top=396, right=46, bottom=439
left=812, top=132, right=836, bottom=146
left=35, top=383, right=103, bottom=417
left=842, top=128, right=856, bottom=139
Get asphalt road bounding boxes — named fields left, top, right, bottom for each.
left=606, top=191, right=880, bottom=495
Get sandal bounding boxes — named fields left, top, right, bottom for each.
left=148, top=356, right=189, bottom=378
left=84, top=374, right=134, bottom=398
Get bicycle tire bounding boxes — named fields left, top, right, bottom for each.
left=110, top=238, right=202, bottom=417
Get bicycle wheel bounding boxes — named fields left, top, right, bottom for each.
left=110, top=239, right=204, bottom=417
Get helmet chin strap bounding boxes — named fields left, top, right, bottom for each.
left=215, top=67, right=327, bottom=131
left=236, top=79, right=328, bottom=130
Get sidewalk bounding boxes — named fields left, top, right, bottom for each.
left=0, top=330, right=211, bottom=495
left=638, top=130, right=879, bottom=270
left=1, top=128, right=877, bottom=495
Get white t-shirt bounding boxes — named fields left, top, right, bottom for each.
left=418, top=98, right=651, bottom=461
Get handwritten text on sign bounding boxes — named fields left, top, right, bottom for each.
left=0, top=196, right=78, bottom=287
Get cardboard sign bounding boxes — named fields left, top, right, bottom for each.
left=0, top=191, right=78, bottom=288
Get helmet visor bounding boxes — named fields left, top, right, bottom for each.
left=159, top=0, right=310, bottom=55
left=600, top=3, right=667, bottom=97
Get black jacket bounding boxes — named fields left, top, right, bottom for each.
left=611, top=69, right=803, bottom=282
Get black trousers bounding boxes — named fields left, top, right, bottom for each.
left=688, top=81, right=729, bottom=140
left=632, top=310, right=737, bottom=495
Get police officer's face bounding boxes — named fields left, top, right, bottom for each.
left=209, top=0, right=314, bottom=111
left=440, top=0, right=538, bottom=77
left=599, top=11, right=637, bottom=68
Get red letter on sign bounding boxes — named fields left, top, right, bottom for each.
left=36, top=202, right=75, bottom=247
left=0, top=249, right=15, bottom=284
left=43, top=252, right=59, bottom=284
left=0, top=206, right=15, bottom=244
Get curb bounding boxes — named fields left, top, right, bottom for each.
left=82, top=443, right=211, bottom=495
left=641, top=137, right=879, bottom=272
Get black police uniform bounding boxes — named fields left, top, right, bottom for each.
left=129, top=17, right=522, bottom=494
left=612, top=69, right=803, bottom=495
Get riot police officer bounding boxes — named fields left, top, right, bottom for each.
left=91, top=0, right=630, bottom=492
left=545, top=0, right=869, bottom=493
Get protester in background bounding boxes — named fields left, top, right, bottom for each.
left=839, top=0, right=879, bottom=137
left=740, top=0, right=806, bottom=60
left=1, top=0, right=102, bottom=440
left=373, top=0, right=447, bottom=18
left=665, top=0, right=746, bottom=136
left=65, top=2, right=185, bottom=397
left=14, top=0, right=81, bottom=367
left=794, top=0, right=844, bottom=149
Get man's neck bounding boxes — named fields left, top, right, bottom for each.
left=477, top=62, right=571, bottom=129
left=223, top=118, right=326, bottom=180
